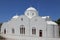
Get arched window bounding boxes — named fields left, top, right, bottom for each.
left=12, top=28, right=14, bottom=34
left=20, top=25, right=25, bottom=34
left=27, top=13, right=29, bottom=15
left=32, top=27, right=36, bottom=34
left=4, top=29, right=6, bottom=34
left=32, top=13, right=34, bottom=16
left=39, top=30, right=42, bottom=37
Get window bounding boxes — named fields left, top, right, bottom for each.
left=12, top=28, right=14, bottom=33
left=32, top=13, right=34, bottom=16
left=39, top=30, right=42, bottom=37
left=20, top=25, right=25, bottom=34
left=21, top=18, right=23, bottom=21
left=4, top=29, right=6, bottom=34
left=27, top=13, right=29, bottom=15
left=32, top=27, right=36, bottom=34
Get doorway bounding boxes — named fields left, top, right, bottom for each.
left=39, top=30, right=42, bottom=37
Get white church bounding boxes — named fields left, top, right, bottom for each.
left=0, top=7, right=60, bottom=40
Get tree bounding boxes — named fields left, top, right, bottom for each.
left=0, top=23, right=2, bottom=32
left=55, top=18, right=60, bottom=25
left=55, top=18, right=60, bottom=37
left=0, top=23, right=6, bottom=40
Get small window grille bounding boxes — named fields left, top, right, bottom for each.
left=12, top=28, right=14, bottom=33
left=4, top=29, right=6, bottom=34
left=21, top=18, right=23, bottom=21
left=20, top=25, right=25, bottom=34
left=32, top=27, right=36, bottom=34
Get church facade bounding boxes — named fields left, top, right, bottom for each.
left=0, top=7, right=59, bottom=40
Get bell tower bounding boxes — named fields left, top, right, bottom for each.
left=25, top=7, right=38, bottom=19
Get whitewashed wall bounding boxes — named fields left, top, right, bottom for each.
left=1, top=15, right=59, bottom=39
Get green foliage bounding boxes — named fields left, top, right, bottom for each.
left=0, top=23, right=2, bottom=28
left=55, top=18, right=60, bottom=25
left=0, top=23, right=5, bottom=39
left=55, top=18, right=60, bottom=37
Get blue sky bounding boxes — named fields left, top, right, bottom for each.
left=0, top=0, right=60, bottom=22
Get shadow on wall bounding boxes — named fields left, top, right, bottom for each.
left=0, top=36, right=6, bottom=40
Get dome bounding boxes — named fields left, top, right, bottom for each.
left=12, top=15, right=19, bottom=19
left=25, top=7, right=38, bottom=19
left=47, top=21, right=57, bottom=25
left=42, top=16, right=50, bottom=19
left=26, top=7, right=37, bottom=11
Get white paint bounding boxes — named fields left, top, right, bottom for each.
left=47, top=21, right=57, bottom=25
left=25, top=7, right=38, bottom=19
left=0, top=7, right=59, bottom=40
left=12, top=15, right=19, bottom=19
